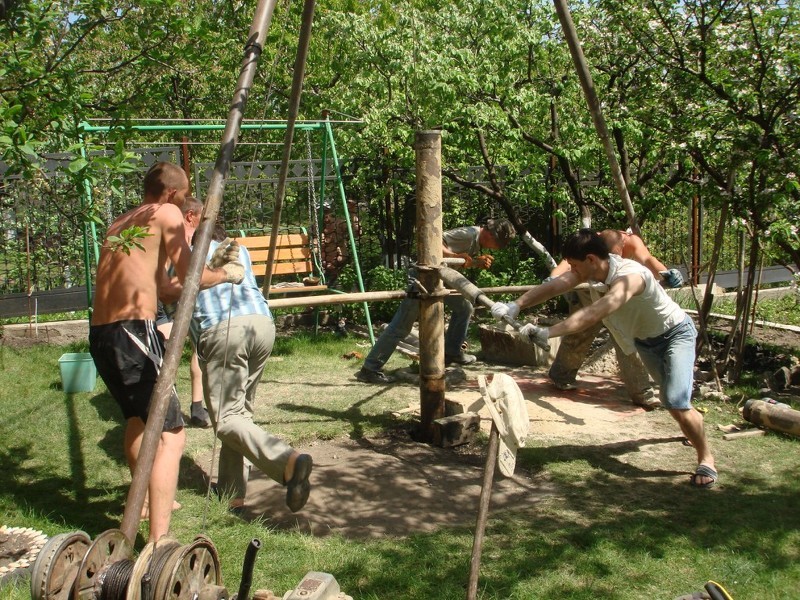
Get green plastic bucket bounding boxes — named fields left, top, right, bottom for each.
left=58, top=352, right=97, bottom=393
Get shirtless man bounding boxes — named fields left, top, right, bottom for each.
left=89, top=162, right=243, bottom=541
left=155, top=196, right=211, bottom=428
left=493, top=229, right=683, bottom=408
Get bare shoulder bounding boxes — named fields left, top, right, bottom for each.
left=623, top=234, right=653, bottom=261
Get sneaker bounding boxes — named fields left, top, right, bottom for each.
left=445, top=353, right=477, bottom=365
left=632, top=393, right=661, bottom=410
left=356, top=368, right=396, bottom=384
left=551, top=380, right=577, bottom=391
left=190, top=403, right=211, bottom=428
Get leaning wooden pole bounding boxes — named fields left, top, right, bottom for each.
left=119, top=0, right=280, bottom=543
left=466, top=423, right=500, bottom=600
left=263, top=0, right=317, bottom=296
left=552, top=0, right=640, bottom=235
left=415, top=130, right=446, bottom=443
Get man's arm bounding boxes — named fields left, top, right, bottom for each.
left=491, top=265, right=583, bottom=321
left=441, top=242, right=494, bottom=269
left=158, top=206, right=231, bottom=288
left=158, top=268, right=182, bottom=304
left=625, top=235, right=668, bottom=279
left=515, top=270, right=583, bottom=311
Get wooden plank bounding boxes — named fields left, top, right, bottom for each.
left=696, top=265, right=795, bottom=288
left=722, top=429, right=766, bottom=441
left=246, top=247, right=311, bottom=262
left=251, top=260, right=314, bottom=277
left=237, top=233, right=310, bottom=250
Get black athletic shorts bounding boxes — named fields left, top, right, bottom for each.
left=155, top=302, right=172, bottom=327
left=89, top=319, right=184, bottom=430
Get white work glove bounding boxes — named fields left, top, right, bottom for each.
left=660, top=268, right=684, bottom=288
left=491, top=301, right=521, bottom=322
left=519, top=323, right=551, bottom=351
left=221, top=261, right=245, bottom=284
left=208, top=238, right=240, bottom=268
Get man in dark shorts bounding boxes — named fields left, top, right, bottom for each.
left=90, top=162, right=243, bottom=541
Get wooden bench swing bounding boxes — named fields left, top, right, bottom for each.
left=235, top=229, right=329, bottom=297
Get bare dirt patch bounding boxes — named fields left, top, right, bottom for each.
left=193, top=365, right=684, bottom=540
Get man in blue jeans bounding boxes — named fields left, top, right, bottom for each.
left=357, top=218, right=516, bottom=384
left=491, top=228, right=717, bottom=488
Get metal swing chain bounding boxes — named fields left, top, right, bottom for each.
left=305, top=130, right=324, bottom=276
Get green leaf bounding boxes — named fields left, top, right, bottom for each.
left=68, top=157, right=89, bottom=173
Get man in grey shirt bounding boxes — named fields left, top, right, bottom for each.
left=357, top=219, right=516, bottom=384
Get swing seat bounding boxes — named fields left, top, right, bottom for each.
left=237, top=233, right=328, bottom=296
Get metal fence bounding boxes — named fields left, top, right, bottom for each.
left=0, top=148, right=772, bottom=318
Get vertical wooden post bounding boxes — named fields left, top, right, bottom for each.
left=691, top=171, right=701, bottom=285
left=415, top=130, right=445, bottom=443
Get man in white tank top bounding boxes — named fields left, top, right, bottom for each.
left=492, top=229, right=717, bottom=489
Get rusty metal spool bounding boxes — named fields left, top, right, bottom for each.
left=72, top=529, right=133, bottom=600
left=151, top=535, right=223, bottom=599
left=30, top=530, right=91, bottom=600
left=123, top=538, right=182, bottom=600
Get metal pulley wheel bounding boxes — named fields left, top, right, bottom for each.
left=152, top=535, right=223, bottom=599
left=30, top=530, right=91, bottom=600
left=125, top=538, right=181, bottom=600
left=72, top=529, right=133, bottom=600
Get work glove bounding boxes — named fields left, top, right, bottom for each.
left=660, top=268, right=684, bottom=288
left=221, top=261, right=245, bottom=284
left=491, top=301, right=521, bottom=322
left=474, top=254, right=494, bottom=269
left=519, top=323, right=551, bottom=351
left=208, top=238, right=240, bottom=269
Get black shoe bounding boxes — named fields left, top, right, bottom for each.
left=445, top=352, right=477, bottom=365
left=190, top=403, right=211, bottom=428
left=356, top=368, right=396, bottom=384
left=286, top=454, right=313, bottom=512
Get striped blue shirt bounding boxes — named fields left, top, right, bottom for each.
left=190, top=242, right=271, bottom=344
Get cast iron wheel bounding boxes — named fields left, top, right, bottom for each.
left=29, top=531, right=90, bottom=600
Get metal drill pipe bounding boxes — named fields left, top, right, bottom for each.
left=436, top=265, right=526, bottom=331
left=236, top=538, right=262, bottom=600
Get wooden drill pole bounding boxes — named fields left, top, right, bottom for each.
left=119, top=0, right=281, bottom=542
left=415, top=130, right=446, bottom=443
left=553, top=0, right=640, bottom=235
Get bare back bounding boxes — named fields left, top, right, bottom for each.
left=92, top=202, right=190, bottom=325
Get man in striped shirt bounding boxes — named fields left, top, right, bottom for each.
left=189, top=226, right=313, bottom=515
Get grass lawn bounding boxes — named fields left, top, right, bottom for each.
left=1, top=330, right=799, bottom=599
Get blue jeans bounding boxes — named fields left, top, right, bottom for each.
left=634, top=316, right=697, bottom=410
left=363, top=294, right=474, bottom=372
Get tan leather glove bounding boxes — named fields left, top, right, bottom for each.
left=221, top=261, right=245, bottom=284
left=208, top=238, right=240, bottom=268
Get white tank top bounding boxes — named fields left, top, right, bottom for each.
left=590, top=255, right=686, bottom=354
